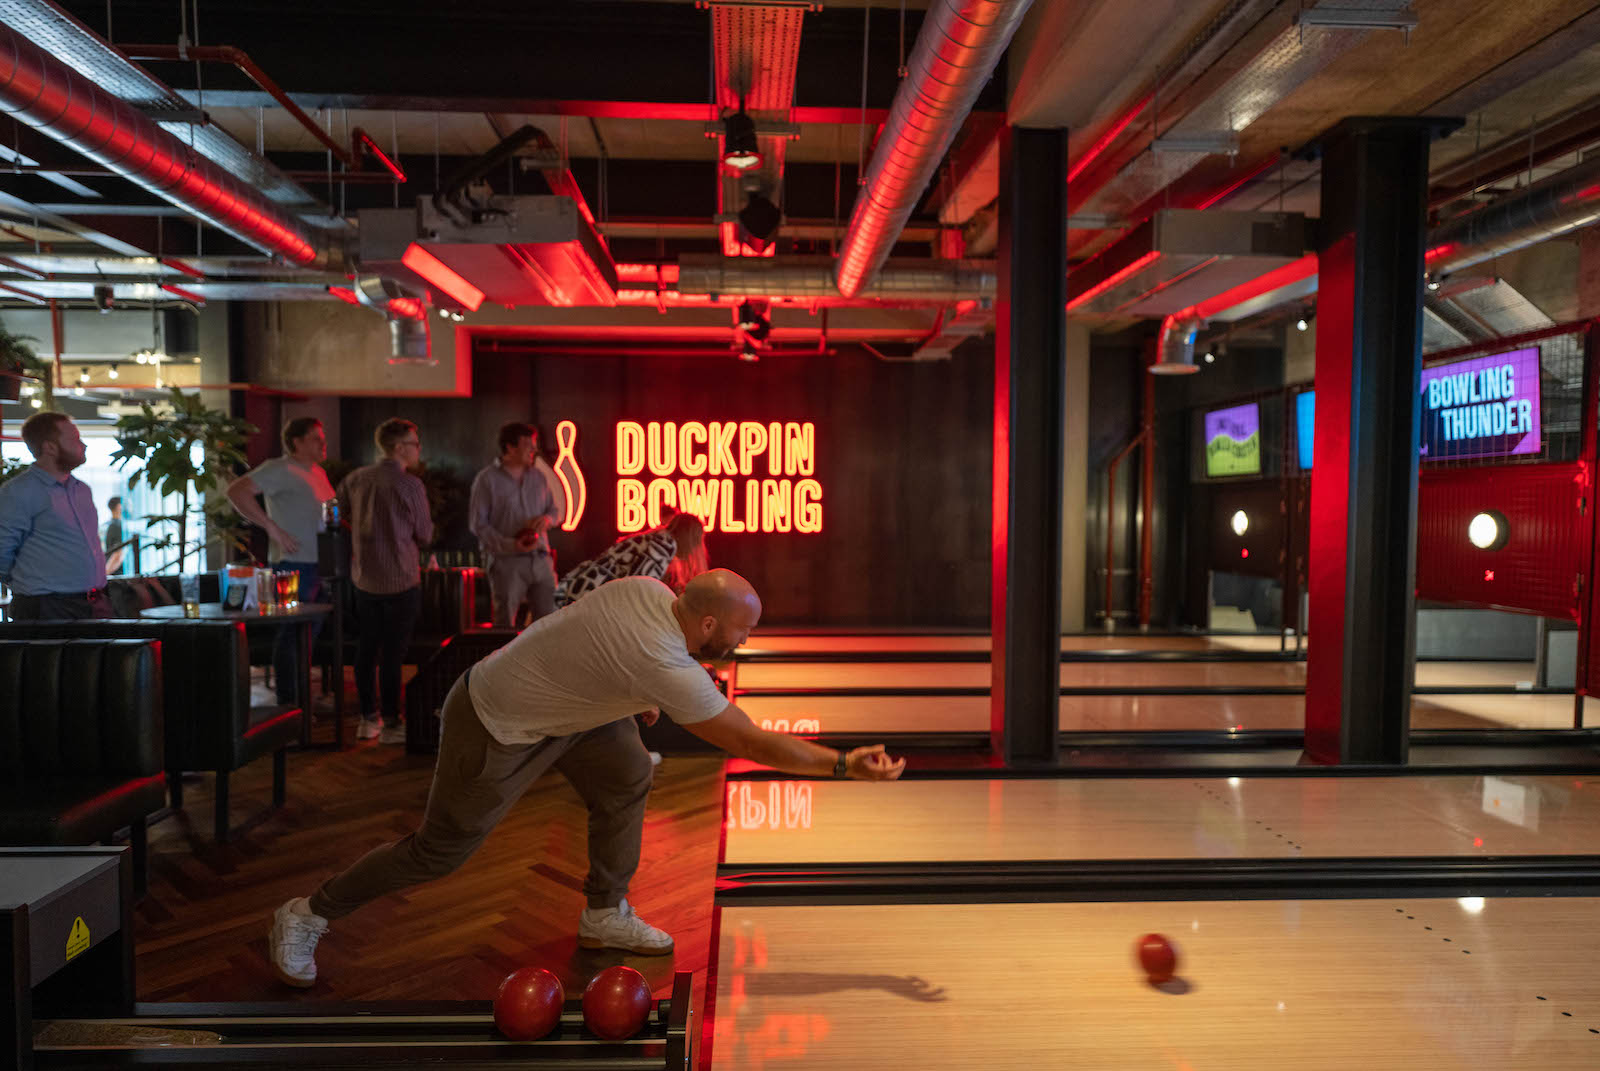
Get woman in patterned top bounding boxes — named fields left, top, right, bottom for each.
left=554, top=511, right=708, bottom=609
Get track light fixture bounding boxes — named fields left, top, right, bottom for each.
left=108, top=363, right=119, bottom=380
left=722, top=102, right=762, bottom=172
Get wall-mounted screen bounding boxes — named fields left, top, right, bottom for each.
left=1204, top=401, right=1262, bottom=478
left=1296, top=390, right=1315, bottom=471
left=1420, top=347, right=1541, bottom=460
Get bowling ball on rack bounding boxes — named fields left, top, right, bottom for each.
left=494, top=967, right=565, bottom=1041
left=1136, top=933, right=1178, bottom=984
left=581, top=965, right=653, bottom=1040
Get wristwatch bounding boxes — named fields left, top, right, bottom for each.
left=832, top=751, right=849, bottom=779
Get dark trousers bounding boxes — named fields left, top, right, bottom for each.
left=10, top=589, right=113, bottom=620
left=272, top=560, right=323, bottom=704
left=354, top=585, right=421, bottom=725
left=309, top=672, right=652, bottom=919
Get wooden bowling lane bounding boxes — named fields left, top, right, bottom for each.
left=740, top=634, right=1241, bottom=654
left=709, top=897, right=1600, bottom=1070
left=734, top=690, right=1568, bottom=733
left=733, top=659, right=1535, bottom=691
left=719, top=776, right=1600, bottom=864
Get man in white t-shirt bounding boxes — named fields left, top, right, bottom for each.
left=226, top=417, right=336, bottom=704
left=268, top=569, right=904, bottom=988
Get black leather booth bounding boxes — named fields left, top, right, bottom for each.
left=0, top=620, right=299, bottom=842
left=0, top=639, right=166, bottom=894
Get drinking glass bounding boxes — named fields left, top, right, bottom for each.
left=180, top=574, right=201, bottom=619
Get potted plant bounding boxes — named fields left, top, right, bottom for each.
left=111, top=387, right=256, bottom=573
left=0, top=319, right=53, bottom=406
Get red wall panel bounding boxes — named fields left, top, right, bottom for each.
left=1415, top=461, right=1590, bottom=620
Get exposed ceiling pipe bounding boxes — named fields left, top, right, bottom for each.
left=0, top=22, right=321, bottom=266
left=1426, top=153, right=1600, bottom=279
left=833, top=0, right=1034, bottom=298
left=679, top=256, right=995, bottom=301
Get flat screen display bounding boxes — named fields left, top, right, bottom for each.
left=1296, top=390, right=1315, bottom=471
left=1204, top=401, right=1262, bottom=478
left=1419, top=347, right=1541, bottom=460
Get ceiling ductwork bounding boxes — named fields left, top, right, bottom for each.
left=833, top=0, right=1034, bottom=298
left=1067, top=209, right=1311, bottom=318
left=679, top=255, right=995, bottom=301
left=1427, top=153, right=1600, bottom=279
left=0, top=15, right=324, bottom=265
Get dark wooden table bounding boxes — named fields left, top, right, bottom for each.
left=140, top=602, right=343, bottom=748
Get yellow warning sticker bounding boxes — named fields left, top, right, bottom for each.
left=65, top=916, right=91, bottom=962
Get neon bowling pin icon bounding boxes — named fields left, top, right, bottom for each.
left=553, top=420, right=586, bottom=531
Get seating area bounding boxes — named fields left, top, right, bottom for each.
left=0, top=638, right=168, bottom=894
left=0, top=618, right=301, bottom=842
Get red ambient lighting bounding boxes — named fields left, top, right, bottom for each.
left=1066, top=250, right=1160, bottom=310
left=386, top=296, right=425, bottom=320
left=403, top=244, right=485, bottom=311
left=1241, top=548, right=1249, bottom=559
left=1067, top=92, right=1153, bottom=185
left=326, top=285, right=361, bottom=306
left=1484, top=570, right=1495, bottom=581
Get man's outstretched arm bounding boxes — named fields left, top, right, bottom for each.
left=682, top=702, right=905, bottom=780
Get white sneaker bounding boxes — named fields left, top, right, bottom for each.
left=269, top=898, right=329, bottom=987
left=379, top=723, right=406, bottom=745
left=649, top=751, right=663, bottom=767
left=578, top=898, right=674, bottom=955
left=356, top=717, right=381, bottom=740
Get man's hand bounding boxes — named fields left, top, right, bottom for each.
left=845, top=745, right=906, bottom=781
left=270, top=523, right=300, bottom=556
left=529, top=515, right=553, bottom=535
left=637, top=707, right=661, bottom=727
left=515, top=528, right=539, bottom=551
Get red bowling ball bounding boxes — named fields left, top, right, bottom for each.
left=581, top=965, right=653, bottom=1040
left=1136, top=933, right=1178, bottom=983
left=493, top=967, right=565, bottom=1041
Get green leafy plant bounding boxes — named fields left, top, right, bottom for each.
left=111, top=387, right=256, bottom=573
left=0, top=319, right=53, bottom=408
left=0, top=456, right=30, bottom=487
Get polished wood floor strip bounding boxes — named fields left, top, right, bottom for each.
left=132, top=703, right=727, bottom=1018
left=712, top=898, right=1600, bottom=1070
left=720, top=775, right=1600, bottom=864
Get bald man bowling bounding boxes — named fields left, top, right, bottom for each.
left=269, top=569, right=904, bottom=987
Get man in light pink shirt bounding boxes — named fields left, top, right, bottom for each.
left=337, top=418, right=433, bottom=743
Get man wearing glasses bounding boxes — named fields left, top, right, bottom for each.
left=338, top=419, right=433, bottom=743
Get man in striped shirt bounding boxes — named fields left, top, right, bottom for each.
left=338, top=419, right=433, bottom=743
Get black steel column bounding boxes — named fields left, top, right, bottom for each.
left=1304, top=116, right=1458, bottom=764
left=991, top=126, right=1068, bottom=764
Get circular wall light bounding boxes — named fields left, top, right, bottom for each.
left=1467, top=511, right=1508, bottom=551
left=1230, top=510, right=1249, bottom=537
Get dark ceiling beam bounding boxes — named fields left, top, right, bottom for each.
left=1428, top=100, right=1600, bottom=207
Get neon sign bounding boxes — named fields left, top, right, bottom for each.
left=615, top=421, right=822, bottom=533
left=726, top=781, right=813, bottom=831
left=552, top=420, right=587, bottom=531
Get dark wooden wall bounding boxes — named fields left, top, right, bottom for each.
left=341, top=344, right=994, bottom=626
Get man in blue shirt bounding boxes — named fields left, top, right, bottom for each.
left=0, top=412, right=111, bottom=620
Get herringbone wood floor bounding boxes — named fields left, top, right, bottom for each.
left=133, top=699, right=727, bottom=1018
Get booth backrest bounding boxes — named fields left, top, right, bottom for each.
left=0, top=621, right=250, bottom=769
left=0, top=638, right=163, bottom=779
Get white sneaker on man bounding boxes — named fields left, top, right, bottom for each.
left=269, top=898, right=328, bottom=987
left=356, top=717, right=381, bottom=741
left=578, top=898, right=674, bottom=955
left=379, top=723, right=406, bottom=745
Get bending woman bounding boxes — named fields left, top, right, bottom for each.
left=554, top=511, right=708, bottom=609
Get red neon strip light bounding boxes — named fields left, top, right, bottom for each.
left=1067, top=92, right=1152, bottom=185
left=160, top=257, right=205, bottom=280
left=1193, top=156, right=1280, bottom=211
left=1066, top=250, right=1160, bottom=310
left=326, top=285, right=360, bottom=305
left=352, top=128, right=407, bottom=183
left=159, top=283, right=206, bottom=305
left=387, top=296, right=425, bottom=320
left=402, top=243, right=486, bottom=311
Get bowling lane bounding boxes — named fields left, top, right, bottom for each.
left=735, top=691, right=1567, bottom=733
left=710, top=897, right=1600, bottom=1071
left=733, top=659, right=1534, bottom=691
left=720, top=775, right=1600, bottom=864
left=739, top=634, right=1238, bottom=654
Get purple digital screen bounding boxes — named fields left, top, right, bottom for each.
left=1419, top=346, right=1541, bottom=460
left=1203, top=402, right=1261, bottom=477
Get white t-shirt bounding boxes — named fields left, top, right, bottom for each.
left=468, top=576, right=728, bottom=744
left=248, top=456, right=335, bottom=563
